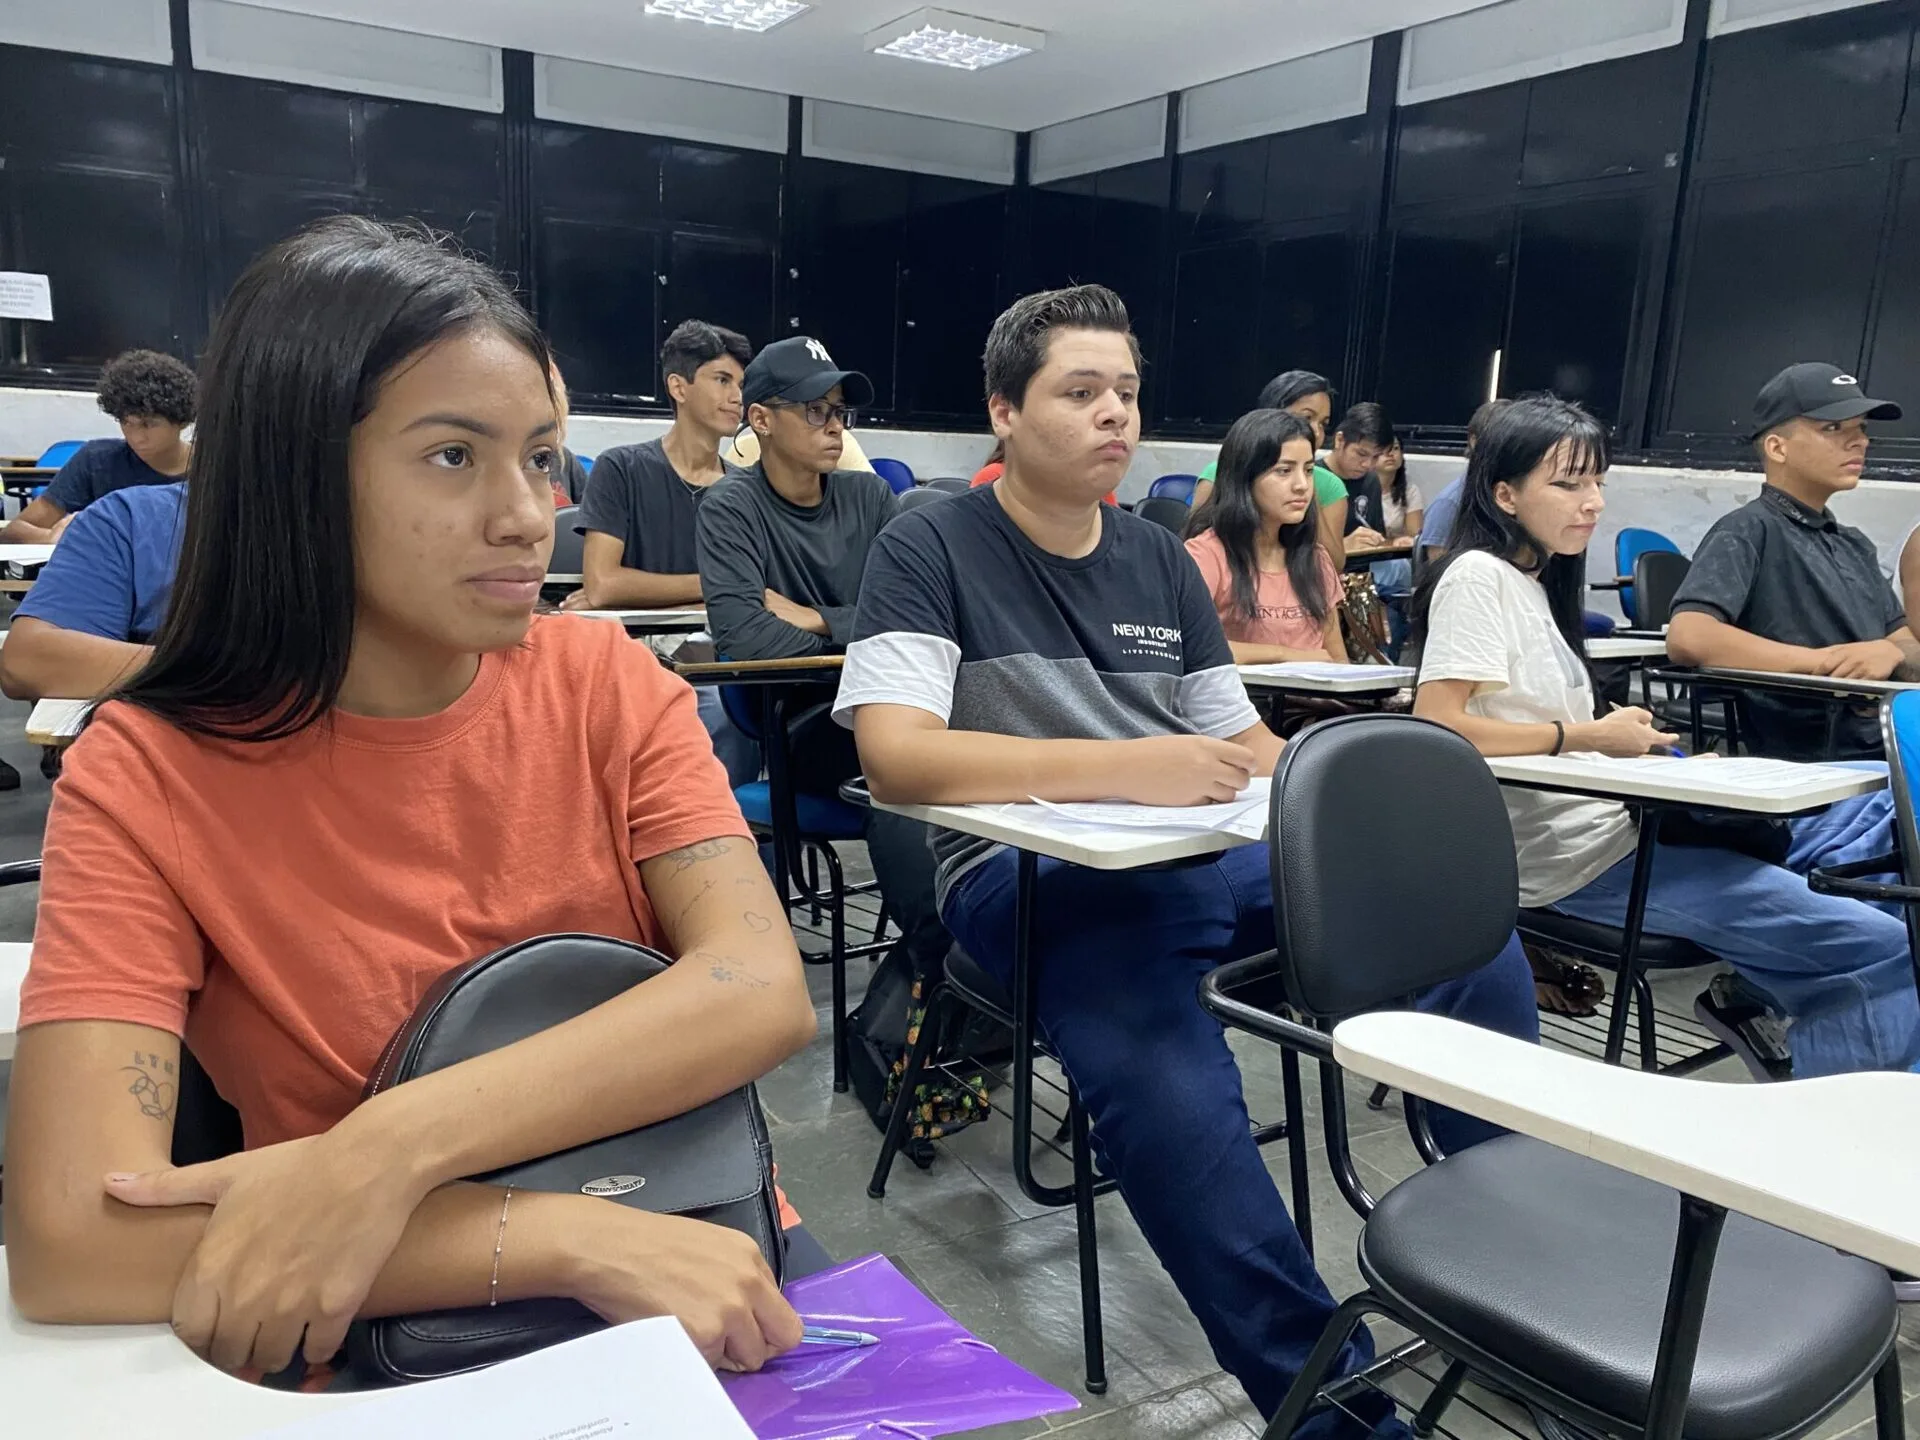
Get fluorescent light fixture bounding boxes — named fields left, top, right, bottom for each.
left=865, top=8, right=1044, bottom=70
left=643, top=0, right=809, bottom=33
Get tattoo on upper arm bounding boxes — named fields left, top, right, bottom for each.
left=121, top=1052, right=177, bottom=1123
left=743, top=909, right=772, bottom=933
left=670, top=877, right=719, bottom=930
left=659, top=838, right=734, bottom=873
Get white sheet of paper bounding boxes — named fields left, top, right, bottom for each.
left=1237, top=662, right=1415, bottom=683
left=1011, top=778, right=1272, bottom=840
left=0, top=272, right=53, bottom=322
left=1593, top=755, right=1862, bottom=794
left=258, top=1318, right=752, bottom=1440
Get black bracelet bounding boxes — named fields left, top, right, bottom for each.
left=1550, top=721, right=1565, bottom=756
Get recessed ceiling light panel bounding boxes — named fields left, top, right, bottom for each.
left=865, top=8, right=1044, bottom=70
left=643, top=0, right=809, bottom=33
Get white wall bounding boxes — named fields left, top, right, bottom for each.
left=12, top=386, right=1918, bottom=607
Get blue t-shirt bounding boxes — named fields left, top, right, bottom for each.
left=43, top=438, right=177, bottom=515
left=17, top=482, right=186, bottom=642
left=1418, top=471, right=1468, bottom=551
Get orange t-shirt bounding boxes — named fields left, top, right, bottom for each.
left=1184, top=528, right=1341, bottom=654
left=21, top=615, right=751, bottom=1150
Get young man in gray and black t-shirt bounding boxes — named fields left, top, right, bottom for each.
left=834, top=286, right=1537, bottom=1432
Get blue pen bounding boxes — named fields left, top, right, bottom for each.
left=802, top=1325, right=879, bottom=1348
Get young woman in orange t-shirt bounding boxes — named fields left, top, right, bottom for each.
left=1182, top=409, right=1345, bottom=664
left=8, top=217, right=816, bottom=1380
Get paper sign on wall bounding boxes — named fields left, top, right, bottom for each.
left=0, top=273, right=53, bottom=322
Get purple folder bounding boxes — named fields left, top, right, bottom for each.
left=722, top=1253, right=1079, bottom=1440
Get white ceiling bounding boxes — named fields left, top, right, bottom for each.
left=227, top=0, right=1511, bottom=131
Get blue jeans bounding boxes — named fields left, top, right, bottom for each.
left=1370, top=557, right=1412, bottom=661
left=1550, top=769, right=1920, bottom=1077
left=942, top=843, right=1539, bottom=1430
left=695, top=684, right=761, bottom=788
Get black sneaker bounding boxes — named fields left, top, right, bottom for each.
left=1693, top=975, right=1792, bottom=1082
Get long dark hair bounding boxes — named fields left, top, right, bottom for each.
left=113, top=215, right=552, bottom=741
left=1256, top=369, right=1332, bottom=414
left=1186, top=408, right=1329, bottom=626
left=1409, top=394, right=1609, bottom=662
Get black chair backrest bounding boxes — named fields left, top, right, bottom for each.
left=172, top=1047, right=245, bottom=1165
left=1632, top=549, right=1690, bottom=629
left=924, top=477, right=970, bottom=494
left=1135, top=496, right=1191, bottom=534
left=1270, top=715, right=1519, bottom=1020
left=550, top=504, right=586, bottom=574
left=895, top=485, right=952, bottom=514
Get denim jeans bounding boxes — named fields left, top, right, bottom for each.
left=942, top=842, right=1539, bottom=1431
left=1370, top=557, right=1412, bottom=661
left=695, top=683, right=762, bottom=789
left=1550, top=767, right=1920, bottom=1077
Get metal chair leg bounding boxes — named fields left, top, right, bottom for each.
left=1634, top=973, right=1660, bottom=1072
left=1259, top=1294, right=1377, bottom=1440
left=804, top=845, right=823, bottom=927
left=1366, top=1082, right=1391, bottom=1111
left=1873, top=1348, right=1903, bottom=1440
left=1412, top=1358, right=1469, bottom=1437
left=868, top=985, right=951, bottom=1199
left=1282, top=1047, right=1314, bottom=1260
left=1068, top=1082, right=1108, bottom=1396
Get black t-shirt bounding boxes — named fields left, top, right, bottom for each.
left=1343, top=471, right=1384, bottom=536
left=1671, top=485, right=1905, bottom=760
left=832, top=485, right=1259, bottom=901
left=44, top=438, right=176, bottom=515
left=577, top=439, right=735, bottom=576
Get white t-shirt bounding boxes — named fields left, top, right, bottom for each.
left=1421, top=550, right=1639, bottom=907
left=1382, top=478, right=1426, bottom=538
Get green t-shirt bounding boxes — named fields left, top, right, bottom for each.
left=1197, top=455, right=1346, bottom=508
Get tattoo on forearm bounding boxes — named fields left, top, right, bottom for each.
left=121, top=1052, right=178, bottom=1123
left=661, top=839, right=734, bottom=874
left=671, top=877, right=718, bottom=930
left=705, top=957, right=771, bottom=990
left=743, top=910, right=772, bottom=933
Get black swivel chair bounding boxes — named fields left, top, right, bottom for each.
left=894, top=486, right=952, bottom=515
left=1199, top=715, right=1901, bottom=1440
left=1135, top=496, right=1191, bottom=533
left=923, top=477, right=970, bottom=494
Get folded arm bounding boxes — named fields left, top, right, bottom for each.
left=1667, top=608, right=1826, bottom=673
left=0, top=616, right=150, bottom=700
left=0, top=495, right=66, bottom=545
left=578, top=530, right=703, bottom=609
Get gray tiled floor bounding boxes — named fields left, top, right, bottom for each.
left=3, top=701, right=1917, bottom=1440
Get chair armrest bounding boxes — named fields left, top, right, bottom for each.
left=1808, top=855, right=1920, bottom=905
left=1197, top=952, right=1333, bottom=1060
left=1331, top=1010, right=1920, bottom=1274
left=0, top=859, right=41, bottom=887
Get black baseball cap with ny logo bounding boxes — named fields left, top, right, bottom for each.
left=1750, top=362, right=1901, bottom=439
left=741, top=335, right=875, bottom=410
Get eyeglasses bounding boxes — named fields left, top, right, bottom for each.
left=770, top=399, right=858, bottom=429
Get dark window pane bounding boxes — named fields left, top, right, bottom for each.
left=900, top=187, right=1005, bottom=419
left=666, top=232, right=775, bottom=353
left=1664, top=163, right=1885, bottom=437
left=1177, top=136, right=1269, bottom=241
left=0, top=49, right=175, bottom=172
left=361, top=101, right=503, bottom=197
left=1522, top=48, right=1691, bottom=187
left=1504, top=194, right=1650, bottom=425
left=1700, top=5, right=1910, bottom=163
left=196, top=74, right=355, bottom=183
left=1025, top=183, right=1095, bottom=294
left=1378, top=210, right=1512, bottom=427
left=204, top=185, right=361, bottom=316
left=1165, top=240, right=1263, bottom=427
left=1265, top=117, right=1372, bottom=224
left=537, top=219, right=660, bottom=401
left=532, top=124, right=661, bottom=221
left=662, top=143, right=782, bottom=234
left=792, top=160, right=909, bottom=411
left=11, top=170, right=182, bottom=366
left=1255, top=231, right=1355, bottom=397
left=1090, top=159, right=1169, bottom=350
left=1862, top=158, right=1920, bottom=439
left=1394, top=85, right=1527, bottom=207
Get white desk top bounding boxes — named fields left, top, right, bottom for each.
left=1237, top=663, right=1414, bottom=694
left=0, top=938, right=29, bottom=1061
left=1333, top=1011, right=1920, bottom=1276
left=1682, top=666, right=1918, bottom=698
left=543, top=571, right=583, bottom=585
left=871, top=796, right=1261, bottom=869
left=0, top=544, right=55, bottom=566
left=25, top=696, right=89, bottom=746
left=1587, top=636, right=1668, bottom=660
left=570, top=607, right=707, bottom=632
left=1486, top=753, right=1886, bottom=815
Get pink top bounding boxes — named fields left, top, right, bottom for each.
left=1184, top=529, right=1340, bottom=653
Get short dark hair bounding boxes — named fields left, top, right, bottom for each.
left=115, top=215, right=550, bottom=743
left=1333, top=401, right=1394, bottom=449
left=1466, top=397, right=1513, bottom=449
left=1255, top=370, right=1332, bottom=413
left=661, top=320, right=751, bottom=409
left=983, top=284, right=1143, bottom=409
left=97, top=348, right=197, bottom=426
